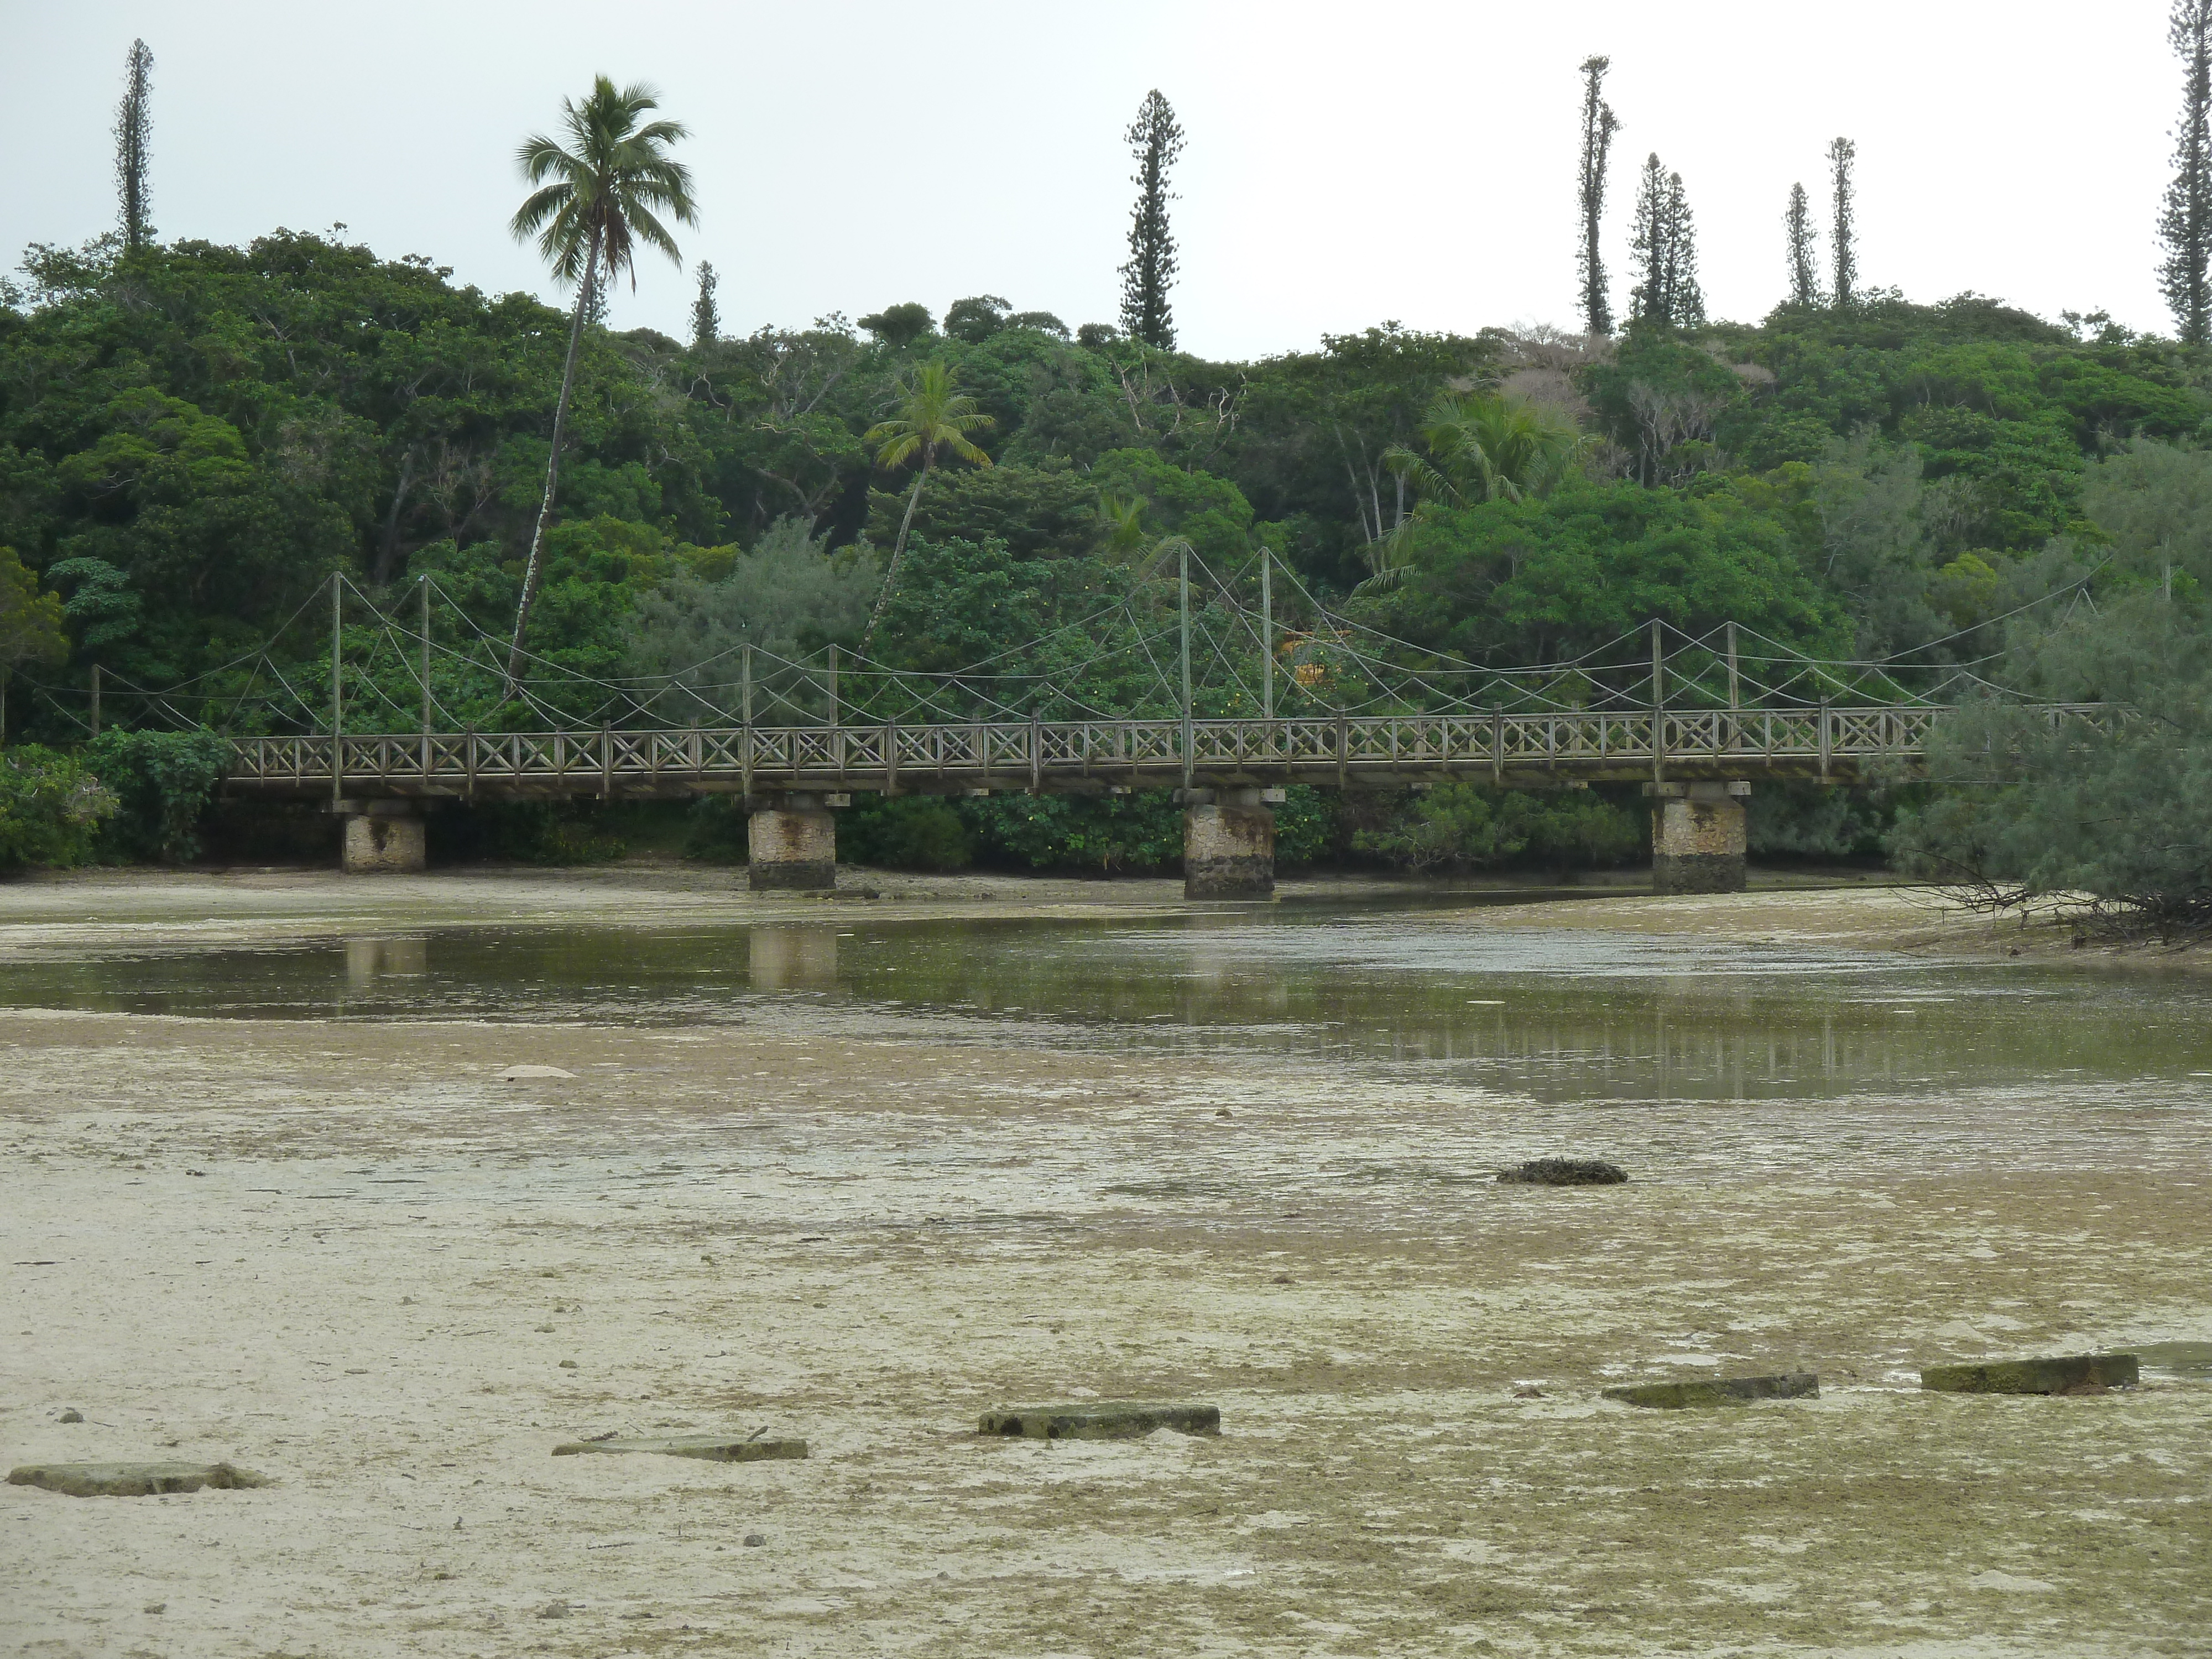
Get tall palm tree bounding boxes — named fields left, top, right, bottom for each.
left=1384, top=390, right=1588, bottom=509
left=1097, top=492, right=1150, bottom=558
left=1365, top=392, right=1589, bottom=588
left=505, top=77, right=696, bottom=682
left=858, top=361, right=994, bottom=651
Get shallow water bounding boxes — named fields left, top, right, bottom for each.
left=6, top=900, right=2211, bottom=1105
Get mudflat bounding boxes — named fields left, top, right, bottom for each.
left=2, top=869, right=2205, bottom=1656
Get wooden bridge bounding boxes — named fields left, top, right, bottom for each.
left=226, top=704, right=1960, bottom=802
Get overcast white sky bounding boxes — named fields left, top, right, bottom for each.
left=2, top=1, right=2183, bottom=357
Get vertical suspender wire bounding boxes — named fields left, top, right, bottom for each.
left=1649, top=617, right=1665, bottom=787
left=331, top=572, right=343, bottom=805
left=1724, top=618, right=1740, bottom=757
left=1260, top=546, right=1274, bottom=726
left=420, top=574, right=433, bottom=780
left=1179, top=542, right=1194, bottom=792
left=740, top=641, right=753, bottom=803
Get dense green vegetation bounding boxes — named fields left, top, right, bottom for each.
left=1, top=227, right=2207, bottom=884
left=5, top=36, right=2212, bottom=911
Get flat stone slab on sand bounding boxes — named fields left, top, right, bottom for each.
left=1603, top=1373, right=1820, bottom=1409
left=8, top=1462, right=270, bottom=1498
left=1920, top=1354, right=2140, bottom=1394
left=979, top=1402, right=1221, bottom=1440
left=551, top=1433, right=807, bottom=1462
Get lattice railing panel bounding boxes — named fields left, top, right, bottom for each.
left=226, top=704, right=2099, bottom=795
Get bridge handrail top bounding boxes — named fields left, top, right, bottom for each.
left=212, top=702, right=2092, bottom=745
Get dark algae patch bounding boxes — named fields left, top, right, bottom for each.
left=1498, top=1157, right=1628, bottom=1185
left=1603, top=1373, right=1819, bottom=1408
left=1920, top=1354, right=2141, bottom=1394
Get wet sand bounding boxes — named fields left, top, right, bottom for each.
left=2, top=870, right=2206, bottom=1656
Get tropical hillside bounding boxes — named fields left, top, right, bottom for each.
left=4, top=48, right=2211, bottom=922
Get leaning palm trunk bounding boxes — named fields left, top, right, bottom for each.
left=506, top=236, right=599, bottom=688
left=858, top=455, right=931, bottom=656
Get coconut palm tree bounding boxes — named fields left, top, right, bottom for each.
left=1362, top=391, right=1590, bottom=589
left=1383, top=390, right=1588, bottom=509
left=858, top=361, right=994, bottom=651
left=505, top=77, right=696, bottom=682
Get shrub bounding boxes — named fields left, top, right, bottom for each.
left=681, top=796, right=750, bottom=864
left=0, top=745, right=116, bottom=870
left=1274, top=786, right=1338, bottom=868
left=841, top=796, right=973, bottom=870
left=83, top=728, right=229, bottom=863
left=958, top=790, right=1183, bottom=874
left=463, top=802, right=627, bottom=864
left=1353, top=782, right=1642, bottom=874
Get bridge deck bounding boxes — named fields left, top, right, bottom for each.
left=224, top=707, right=1945, bottom=800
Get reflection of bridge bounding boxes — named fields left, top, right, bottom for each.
left=228, top=703, right=1988, bottom=897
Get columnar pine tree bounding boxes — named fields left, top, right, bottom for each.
left=1575, top=56, right=1621, bottom=336
left=690, top=260, right=720, bottom=350
left=1785, top=182, right=1822, bottom=306
left=1118, top=90, right=1186, bottom=349
left=1627, top=154, right=1670, bottom=326
left=2160, top=0, right=2212, bottom=345
left=1828, top=137, right=1858, bottom=307
left=114, top=39, right=154, bottom=253
left=1662, top=171, right=1704, bottom=328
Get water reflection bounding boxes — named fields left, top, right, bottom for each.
left=749, top=925, right=838, bottom=992
left=2, top=907, right=2208, bottom=1103
left=344, top=935, right=427, bottom=988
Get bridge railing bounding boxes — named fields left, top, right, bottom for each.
left=221, top=703, right=2056, bottom=795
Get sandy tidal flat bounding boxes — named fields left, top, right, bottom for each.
left=1, top=874, right=2206, bottom=1657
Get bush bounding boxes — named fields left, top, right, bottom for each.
left=0, top=745, right=116, bottom=870
left=1888, top=591, right=2212, bottom=932
left=958, top=790, right=1184, bottom=874
left=1747, top=781, right=1905, bottom=859
left=681, top=796, right=749, bottom=864
left=83, top=729, right=229, bottom=863
left=1352, top=782, right=1642, bottom=874
left=1273, top=785, right=1338, bottom=868
left=841, top=796, right=973, bottom=870
left=431, top=801, right=627, bottom=865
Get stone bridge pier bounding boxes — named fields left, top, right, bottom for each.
left=338, top=801, right=426, bottom=874
left=1648, top=781, right=1750, bottom=893
left=1183, top=786, right=1282, bottom=899
left=747, top=791, right=843, bottom=890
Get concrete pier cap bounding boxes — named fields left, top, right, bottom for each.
left=332, top=799, right=426, bottom=874
left=748, top=791, right=841, bottom=890
left=1180, top=784, right=1282, bottom=900
left=1645, top=780, right=1750, bottom=894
